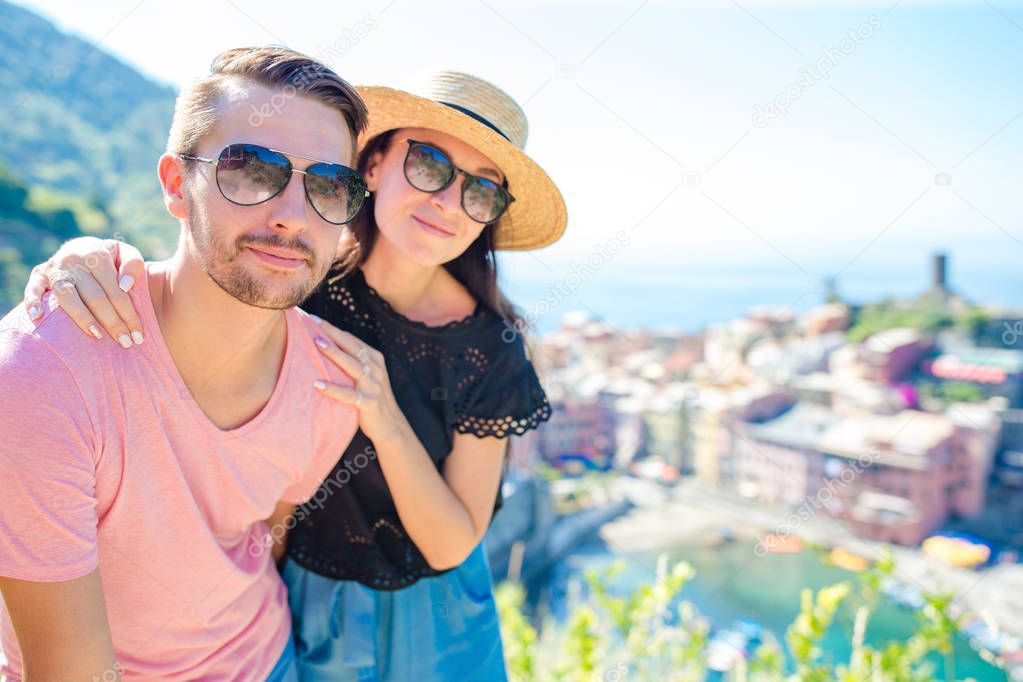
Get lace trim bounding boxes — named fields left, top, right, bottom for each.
left=356, top=270, right=484, bottom=332
left=288, top=518, right=444, bottom=590
left=455, top=395, right=553, bottom=438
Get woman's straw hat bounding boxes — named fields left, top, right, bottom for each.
left=356, top=72, right=567, bottom=251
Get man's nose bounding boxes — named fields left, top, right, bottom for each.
left=266, top=170, right=310, bottom=234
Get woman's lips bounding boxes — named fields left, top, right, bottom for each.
left=413, top=215, right=456, bottom=238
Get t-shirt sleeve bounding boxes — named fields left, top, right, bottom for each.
left=299, top=277, right=327, bottom=318
left=278, top=439, right=345, bottom=506
left=0, top=330, right=100, bottom=582
left=278, top=343, right=358, bottom=505
left=454, top=334, right=552, bottom=439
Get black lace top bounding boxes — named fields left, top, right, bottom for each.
left=285, top=267, right=552, bottom=589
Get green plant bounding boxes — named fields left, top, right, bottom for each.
left=498, top=549, right=982, bottom=682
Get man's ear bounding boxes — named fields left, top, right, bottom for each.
left=158, top=153, right=189, bottom=220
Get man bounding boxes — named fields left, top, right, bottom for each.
left=0, top=47, right=365, bottom=680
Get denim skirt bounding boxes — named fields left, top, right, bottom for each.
left=281, top=541, right=508, bottom=682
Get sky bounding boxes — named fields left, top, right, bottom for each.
left=9, top=0, right=1023, bottom=330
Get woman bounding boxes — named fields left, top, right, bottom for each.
left=22, top=69, right=566, bottom=681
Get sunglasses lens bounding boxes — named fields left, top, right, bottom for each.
left=305, top=164, right=367, bottom=224
left=462, top=177, right=508, bottom=223
left=405, top=143, right=454, bottom=191
left=402, top=140, right=511, bottom=224
left=215, top=144, right=291, bottom=205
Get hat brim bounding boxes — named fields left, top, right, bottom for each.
left=355, top=86, right=567, bottom=252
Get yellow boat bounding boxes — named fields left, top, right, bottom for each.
left=922, top=536, right=990, bottom=568
left=830, top=547, right=871, bottom=572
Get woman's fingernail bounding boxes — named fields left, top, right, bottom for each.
left=313, top=380, right=326, bottom=390
left=89, top=325, right=102, bottom=340
left=118, top=275, right=135, bottom=292
left=27, top=304, right=41, bottom=320
left=314, top=337, right=328, bottom=349
left=131, top=331, right=144, bottom=345
left=309, top=314, right=323, bottom=325
left=118, top=333, right=132, bottom=349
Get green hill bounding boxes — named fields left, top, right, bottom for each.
left=0, top=0, right=179, bottom=298
left=0, top=160, right=109, bottom=307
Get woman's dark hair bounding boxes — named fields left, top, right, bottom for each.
left=332, top=130, right=525, bottom=329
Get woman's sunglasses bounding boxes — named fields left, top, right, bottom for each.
left=179, top=143, right=368, bottom=225
left=403, top=140, right=514, bottom=224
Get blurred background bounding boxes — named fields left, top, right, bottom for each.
left=1, top=0, right=1021, bottom=679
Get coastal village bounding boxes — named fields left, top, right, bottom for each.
left=487, top=253, right=1023, bottom=679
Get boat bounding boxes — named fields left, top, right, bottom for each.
left=829, top=547, right=871, bottom=572
left=762, top=533, right=802, bottom=554
left=882, top=578, right=925, bottom=610
left=922, top=535, right=991, bottom=568
left=706, top=620, right=769, bottom=673
left=706, top=629, right=747, bottom=673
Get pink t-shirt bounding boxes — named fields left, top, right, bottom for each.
left=0, top=264, right=357, bottom=680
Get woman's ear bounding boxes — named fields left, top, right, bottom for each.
left=363, top=150, right=386, bottom=193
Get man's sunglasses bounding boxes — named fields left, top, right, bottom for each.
left=403, top=140, right=514, bottom=224
left=180, top=143, right=368, bottom=225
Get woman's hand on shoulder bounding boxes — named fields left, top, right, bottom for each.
left=23, top=237, right=146, bottom=348
left=309, top=316, right=409, bottom=443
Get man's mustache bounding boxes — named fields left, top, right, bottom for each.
left=237, top=235, right=315, bottom=261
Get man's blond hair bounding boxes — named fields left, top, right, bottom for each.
left=166, top=46, right=367, bottom=161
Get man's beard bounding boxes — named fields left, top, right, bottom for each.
left=186, top=193, right=329, bottom=310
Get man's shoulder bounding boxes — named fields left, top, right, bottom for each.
left=288, top=305, right=320, bottom=354
left=0, top=294, right=116, bottom=385
left=289, top=304, right=335, bottom=348
left=286, top=306, right=354, bottom=388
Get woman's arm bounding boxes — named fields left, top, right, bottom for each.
left=310, top=318, right=506, bottom=570
left=265, top=500, right=297, bottom=565
left=376, top=425, right=506, bottom=571
left=22, top=237, right=146, bottom=346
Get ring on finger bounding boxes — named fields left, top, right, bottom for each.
left=355, top=388, right=363, bottom=406
left=357, top=346, right=370, bottom=362
left=361, top=363, right=372, bottom=380
left=51, top=272, right=76, bottom=292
